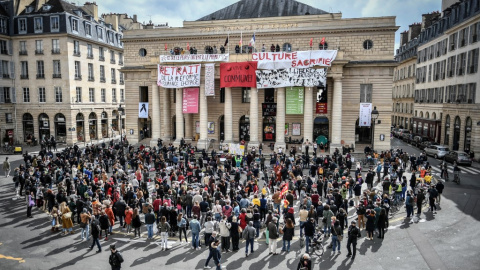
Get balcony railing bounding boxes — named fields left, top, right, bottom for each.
left=53, top=74, right=62, bottom=78
left=36, top=74, right=45, bottom=79
left=75, top=75, right=82, bottom=80
left=19, top=50, right=27, bottom=55
left=51, top=49, right=60, bottom=54
left=35, top=49, right=43, bottom=55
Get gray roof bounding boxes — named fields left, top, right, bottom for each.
left=197, top=0, right=328, bottom=21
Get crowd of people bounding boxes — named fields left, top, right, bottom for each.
left=6, top=138, right=448, bottom=269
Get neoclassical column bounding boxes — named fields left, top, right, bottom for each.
left=174, top=88, right=184, bottom=146
left=184, top=114, right=193, bottom=141
left=150, top=84, right=161, bottom=146
left=330, top=76, right=343, bottom=153
left=224, top=87, right=233, bottom=142
left=197, top=84, right=209, bottom=149
left=275, top=87, right=286, bottom=150
left=161, top=88, right=172, bottom=141
left=303, top=87, right=314, bottom=143
left=249, top=87, right=259, bottom=147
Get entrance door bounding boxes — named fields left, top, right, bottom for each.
left=313, top=117, right=329, bottom=141
left=453, top=116, right=461, bottom=151
left=239, top=115, right=250, bottom=141
left=355, top=118, right=371, bottom=143
left=38, top=113, right=50, bottom=141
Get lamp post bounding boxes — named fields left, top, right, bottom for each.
left=371, top=106, right=379, bottom=151
left=118, top=104, right=124, bottom=145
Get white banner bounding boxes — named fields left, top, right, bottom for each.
left=139, top=102, right=148, bottom=118
left=252, top=50, right=337, bottom=70
left=160, top=54, right=229, bottom=63
left=256, top=68, right=326, bottom=89
left=204, top=63, right=215, bottom=96
left=157, top=64, right=201, bottom=88
left=227, top=143, right=245, bottom=156
left=359, top=103, right=372, bottom=127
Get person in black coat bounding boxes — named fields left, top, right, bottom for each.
left=301, top=218, right=316, bottom=253
left=297, top=253, right=312, bottom=270
left=113, top=199, right=127, bottom=227
left=377, top=208, right=387, bottom=239
left=89, top=218, right=102, bottom=253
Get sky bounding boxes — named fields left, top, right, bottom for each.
left=96, top=0, right=441, bottom=50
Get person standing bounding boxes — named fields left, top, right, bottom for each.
left=124, top=206, right=133, bottom=235
left=242, top=221, right=256, bottom=257
left=89, top=217, right=102, bottom=253
left=190, top=215, right=202, bottom=250
left=435, top=181, right=444, bottom=205
left=177, top=213, right=188, bottom=243
left=108, top=245, right=124, bottom=270
left=219, top=216, right=231, bottom=252
left=80, top=208, right=92, bottom=241
left=158, top=216, right=171, bottom=251
left=416, top=190, right=426, bottom=215
left=204, top=231, right=218, bottom=269
left=27, top=191, right=35, bottom=218
left=346, top=220, right=359, bottom=260
left=405, top=191, right=414, bottom=218
left=281, top=218, right=294, bottom=252
left=132, top=208, right=142, bottom=238
left=3, top=157, right=10, bottom=177
left=212, top=239, right=222, bottom=270
left=331, top=220, right=343, bottom=255
left=144, top=208, right=155, bottom=240
left=428, top=185, right=438, bottom=214
left=377, top=208, right=387, bottom=239
left=268, top=217, right=279, bottom=255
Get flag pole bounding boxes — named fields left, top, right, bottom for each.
left=228, top=32, right=230, bottom=55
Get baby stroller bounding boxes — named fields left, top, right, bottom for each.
left=309, top=231, right=325, bottom=256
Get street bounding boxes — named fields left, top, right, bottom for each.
left=0, top=138, right=480, bottom=269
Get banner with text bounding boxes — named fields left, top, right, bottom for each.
left=286, top=87, right=304, bottom=114
left=252, top=50, right=337, bottom=70
left=315, top=87, right=328, bottom=114
left=228, top=143, right=245, bottom=156
left=220, top=62, right=257, bottom=88
left=204, top=63, right=215, bottom=96
left=262, top=103, right=277, bottom=116
left=256, top=68, right=326, bottom=89
left=157, top=64, right=201, bottom=88
left=183, top=88, right=199, bottom=114
left=160, top=54, right=229, bottom=63
left=359, top=103, right=373, bottom=127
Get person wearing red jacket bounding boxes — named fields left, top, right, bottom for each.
left=105, top=205, right=115, bottom=236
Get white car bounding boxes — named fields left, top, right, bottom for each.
left=424, top=145, right=450, bottom=159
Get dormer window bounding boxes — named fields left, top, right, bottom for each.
left=71, top=18, right=79, bottom=33
left=25, top=6, right=34, bottom=13
left=18, top=18, right=27, bottom=34
left=85, top=23, right=92, bottom=37
left=97, top=27, right=103, bottom=40
left=34, top=17, right=43, bottom=33
left=42, top=5, right=52, bottom=11
left=50, top=16, right=59, bottom=32
left=75, top=10, right=82, bottom=17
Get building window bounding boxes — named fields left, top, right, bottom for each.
left=1, top=87, right=10, bottom=103
left=139, top=48, right=147, bottom=57
left=87, top=44, right=93, bottom=58
left=34, top=17, right=43, bottom=33
left=88, top=63, right=94, bottom=81
left=0, top=18, right=7, bottom=34
left=319, top=42, right=328, bottom=50
left=101, top=88, right=106, bottom=102
left=74, top=61, right=81, bottom=79
left=467, top=83, right=476, bottom=103
left=38, top=87, right=46, bottom=102
left=119, top=53, right=123, bottom=65
left=119, top=72, right=124, bottom=85
left=73, top=40, right=80, bottom=56
left=470, top=22, right=479, bottom=44
left=89, top=88, right=95, bottom=103
left=110, top=50, right=115, bottom=63
left=36, top=61, right=44, bottom=78
left=18, top=18, right=27, bottom=34
left=360, top=84, right=373, bottom=102
left=0, top=40, right=7, bottom=55
left=456, top=52, right=467, bottom=76
left=5, top=113, right=12, bottom=123
left=120, top=89, right=124, bottom=102
left=112, top=88, right=117, bottom=103
left=99, top=47, right=104, bottom=61
left=282, top=43, right=292, bottom=52
left=449, top=33, right=457, bottom=51
left=447, top=55, right=456, bottom=77
left=363, top=40, right=373, bottom=50
left=100, top=65, right=105, bottom=82
left=467, top=48, right=479, bottom=74
left=52, top=39, right=60, bottom=54
left=55, top=87, right=62, bottom=102
left=219, top=88, right=225, bottom=103
left=50, top=16, right=59, bottom=32
left=242, top=88, right=250, bottom=103
left=35, top=40, right=43, bottom=54
left=111, top=68, right=116, bottom=83
left=19, top=41, right=27, bottom=55
left=428, top=64, right=432, bottom=82
left=72, top=18, right=79, bottom=32
left=53, top=60, right=61, bottom=78
left=23, top=87, right=30, bottom=102
left=459, top=27, right=468, bottom=47
left=20, top=61, right=28, bottom=79
left=85, top=23, right=92, bottom=37
left=97, top=27, right=103, bottom=40
left=1, top=60, right=8, bottom=78
left=76, top=87, right=82, bottom=103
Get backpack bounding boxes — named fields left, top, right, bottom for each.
left=430, top=189, right=438, bottom=198
left=116, top=252, right=124, bottom=263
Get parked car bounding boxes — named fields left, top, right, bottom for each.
left=412, top=136, right=430, bottom=147
left=401, top=131, right=411, bottom=142
left=395, top=129, right=408, bottom=138
left=425, top=145, right=450, bottom=159
left=418, top=140, right=439, bottom=150
left=444, top=151, right=472, bottom=166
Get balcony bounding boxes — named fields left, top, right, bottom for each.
left=99, top=56, right=105, bottom=61
left=100, top=77, right=106, bottom=83
left=51, top=49, right=60, bottom=54
left=110, top=59, right=115, bottom=64
left=35, top=49, right=44, bottom=55
left=119, top=80, right=124, bottom=85
left=36, top=74, right=45, bottom=79
left=75, top=75, right=82, bottom=80
left=20, top=74, right=28, bottom=79
left=87, top=54, right=94, bottom=59
left=53, top=74, right=61, bottom=78
left=73, top=51, right=81, bottom=57
left=88, top=76, right=95, bottom=81
left=19, top=50, right=27, bottom=55
left=1, top=49, right=8, bottom=55
left=119, top=61, right=123, bottom=66
left=2, top=74, right=9, bottom=78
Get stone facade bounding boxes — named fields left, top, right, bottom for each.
left=122, top=2, right=397, bottom=152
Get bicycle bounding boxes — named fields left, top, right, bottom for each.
left=2, top=143, right=13, bottom=154
left=307, top=231, right=324, bottom=256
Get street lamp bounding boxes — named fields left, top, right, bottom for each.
left=371, top=106, right=379, bottom=151
left=118, top=104, right=125, bottom=144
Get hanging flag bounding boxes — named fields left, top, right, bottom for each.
left=249, top=33, right=256, bottom=47
left=309, top=38, right=313, bottom=47
left=239, top=31, right=243, bottom=46
left=320, top=37, right=326, bottom=45
left=187, top=43, right=190, bottom=51
left=224, top=36, right=229, bottom=46
left=164, top=43, right=167, bottom=51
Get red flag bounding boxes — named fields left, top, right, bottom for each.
left=164, top=43, right=167, bottom=50
left=309, top=38, right=313, bottom=47
left=187, top=43, right=190, bottom=51
left=320, top=37, right=326, bottom=45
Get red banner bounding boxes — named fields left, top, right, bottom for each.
left=182, top=88, right=199, bottom=114
left=220, top=62, right=257, bottom=88
left=316, top=103, right=327, bottom=114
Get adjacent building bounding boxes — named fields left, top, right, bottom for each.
left=122, top=0, right=397, bottom=153
left=0, top=0, right=142, bottom=145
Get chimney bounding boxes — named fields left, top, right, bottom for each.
left=103, top=14, right=119, bottom=32
left=35, top=0, right=48, bottom=12
left=83, top=2, right=99, bottom=21
left=133, top=14, right=137, bottom=22
left=400, top=31, right=409, bottom=46
left=408, top=23, right=421, bottom=40
left=421, top=12, right=440, bottom=30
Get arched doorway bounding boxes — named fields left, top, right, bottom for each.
left=38, top=113, right=50, bottom=141
left=453, top=116, right=461, bottom=150
left=313, top=117, right=329, bottom=141
left=355, top=118, right=371, bottom=144
left=76, top=113, right=85, bottom=142
left=54, top=113, right=66, bottom=142
left=89, top=112, right=97, bottom=140
left=219, top=115, right=225, bottom=141
left=465, top=117, right=472, bottom=152
left=239, top=115, right=250, bottom=141
left=22, top=113, right=34, bottom=142
left=101, top=112, right=108, bottom=138
left=112, top=110, right=119, bottom=135
left=444, top=115, right=450, bottom=146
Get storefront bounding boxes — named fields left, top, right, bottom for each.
left=22, top=113, right=34, bottom=142
left=89, top=113, right=97, bottom=140
left=76, top=113, right=85, bottom=142
left=101, top=111, right=109, bottom=138
left=54, top=113, right=66, bottom=142
left=412, top=117, right=442, bottom=143
left=38, top=113, right=50, bottom=141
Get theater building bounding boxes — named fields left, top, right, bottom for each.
left=122, top=0, right=397, bottom=152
